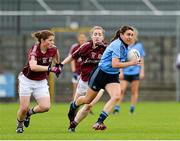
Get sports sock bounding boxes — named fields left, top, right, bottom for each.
left=28, top=107, right=36, bottom=116
left=97, top=111, right=108, bottom=123
left=130, top=105, right=135, bottom=113
left=17, top=119, right=23, bottom=127
left=114, top=105, right=120, bottom=111
left=72, top=101, right=79, bottom=109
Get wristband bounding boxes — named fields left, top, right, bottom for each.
left=48, top=65, right=51, bottom=72
left=55, top=63, right=60, bottom=67
left=60, top=63, right=64, bottom=68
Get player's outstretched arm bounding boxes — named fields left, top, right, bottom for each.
left=61, top=55, right=73, bottom=66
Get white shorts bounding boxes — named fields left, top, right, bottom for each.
left=18, top=73, right=50, bottom=99
left=75, top=79, right=89, bottom=96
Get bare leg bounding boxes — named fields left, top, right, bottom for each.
left=72, top=82, right=78, bottom=99
left=16, top=96, right=30, bottom=133
left=130, top=80, right=140, bottom=113
left=68, top=88, right=98, bottom=131
left=17, top=96, right=31, bottom=121
left=93, top=83, right=121, bottom=130
left=75, top=89, right=104, bottom=123
left=103, top=83, right=121, bottom=113
left=113, top=80, right=128, bottom=113
left=76, top=88, right=98, bottom=106
left=23, top=96, right=51, bottom=128
left=74, top=104, right=91, bottom=123
left=33, top=96, right=51, bottom=113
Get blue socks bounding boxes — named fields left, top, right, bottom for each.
left=71, top=101, right=79, bottom=109
left=114, top=105, right=120, bottom=112
left=97, top=111, right=108, bottom=123
left=130, top=105, right=135, bottom=113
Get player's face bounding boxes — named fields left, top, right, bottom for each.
left=131, top=33, right=137, bottom=45
left=42, top=35, right=55, bottom=48
left=77, top=34, right=87, bottom=45
left=91, top=29, right=104, bottom=44
left=120, top=30, right=134, bottom=45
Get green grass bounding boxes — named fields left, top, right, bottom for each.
left=1, top=102, right=180, bottom=140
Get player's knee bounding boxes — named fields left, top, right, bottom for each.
left=112, top=94, right=121, bottom=102
left=40, top=105, right=51, bottom=112
left=83, top=97, right=92, bottom=104
left=84, top=99, right=91, bottom=104
left=19, top=106, right=28, bottom=115
left=121, top=89, right=125, bottom=95
left=131, top=92, right=138, bottom=96
left=43, top=106, right=50, bottom=112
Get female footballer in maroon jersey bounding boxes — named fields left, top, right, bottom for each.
left=61, top=26, right=107, bottom=132
left=16, top=30, right=61, bottom=133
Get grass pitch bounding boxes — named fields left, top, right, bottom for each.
left=0, top=102, right=180, bottom=140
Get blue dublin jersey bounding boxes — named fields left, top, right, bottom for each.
left=123, top=42, right=145, bottom=75
left=98, top=38, right=128, bottom=74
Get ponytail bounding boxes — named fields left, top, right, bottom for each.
left=111, top=30, right=120, bottom=42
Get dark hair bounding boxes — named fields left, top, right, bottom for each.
left=111, top=26, right=134, bottom=42
left=32, top=30, right=55, bottom=43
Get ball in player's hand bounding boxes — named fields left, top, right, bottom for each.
left=127, top=49, right=141, bottom=61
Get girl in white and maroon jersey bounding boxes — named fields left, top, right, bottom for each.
left=61, top=26, right=107, bottom=132
left=16, top=30, right=61, bottom=133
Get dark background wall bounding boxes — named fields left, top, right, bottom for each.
left=0, top=0, right=179, bottom=102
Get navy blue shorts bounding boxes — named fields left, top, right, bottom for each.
left=124, top=74, right=140, bottom=82
left=88, top=67, right=120, bottom=92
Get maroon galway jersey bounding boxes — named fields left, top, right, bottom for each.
left=69, top=43, right=82, bottom=75
left=22, top=44, right=57, bottom=80
left=72, top=40, right=107, bottom=81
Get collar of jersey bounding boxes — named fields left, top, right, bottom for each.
left=119, top=37, right=128, bottom=48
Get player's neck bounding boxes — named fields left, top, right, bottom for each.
left=92, top=43, right=98, bottom=49
left=40, top=45, right=48, bottom=54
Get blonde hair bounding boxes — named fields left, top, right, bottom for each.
left=89, top=26, right=105, bottom=36
left=132, top=27, right=139, bottom=41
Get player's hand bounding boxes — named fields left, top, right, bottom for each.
left=55, top=62, right=63, bottom=67
left=95, top=41, right=107, bottom=48
left=55, top=63, right=60, bottom=67
left=130, top=59, right=141, bottom=66
left=51, top=66, right=61, bottom=78
left=48, top=64, right=63, bottom=78
left=56, top=63, right=64, bottom=77
left=140, top=72, right=145, bottom=80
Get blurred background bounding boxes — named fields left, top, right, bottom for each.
left=0, top=0, right=180, bottom=102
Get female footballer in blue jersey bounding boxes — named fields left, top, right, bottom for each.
left=113, top=27, right=145, bottom=114
left=67, top=25, right=141, bottom=130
